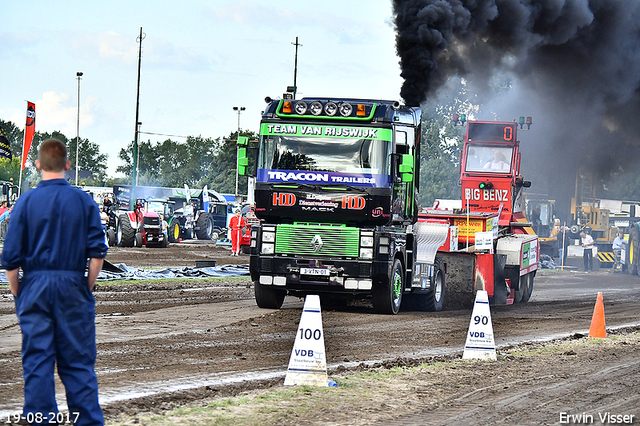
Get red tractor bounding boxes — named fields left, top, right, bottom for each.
left=116, top=198, right=167, bottom=248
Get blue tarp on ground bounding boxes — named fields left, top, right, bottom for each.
left=98, top=263, right=250, bottom=280
left=0, top=264, right=250, bottom=284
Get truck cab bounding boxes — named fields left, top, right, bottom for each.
left=239, top=97, right=434, bottom=314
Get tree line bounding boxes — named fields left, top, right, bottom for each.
left=0, top=119, right=256, bottom=194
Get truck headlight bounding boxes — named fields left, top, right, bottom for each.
left=360, top=236, right=374, bottom=247
left=360, top=248, right=373, bottom=259
left=261, top=243, right=275, bottom=254
left=324, top=101, right=338, bottom=116
left=294, top=101, right=308, bottom=115
left=310, top=101, right=323, bottom=116
left=262, top=231, right=275, bottom=242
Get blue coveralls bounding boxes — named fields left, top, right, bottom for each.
left=1, top=179, right=108, bottom=426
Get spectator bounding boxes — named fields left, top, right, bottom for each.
left=581, top=229, right=595, bottom=272
left=99, top=205, right=108, bottom=232
left=1, top=138, right=107, bottom=425
left=229, top=208, right=245, bottom=256
left=612, top=230, right=624, bottom=269
left=0, top=205, right=13, bottom=225
left=0, top=201, right=8, bottom=216
left=557, top=225, right=570, bottom=267
left=161, top=215, right=168, bottom=241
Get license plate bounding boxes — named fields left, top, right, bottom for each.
left=300, top=268, right=330, bottom=276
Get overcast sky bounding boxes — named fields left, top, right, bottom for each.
left=1, top=1, right=402, bottom=176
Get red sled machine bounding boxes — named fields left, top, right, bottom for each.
left=421, top=120, right=539, bottom=306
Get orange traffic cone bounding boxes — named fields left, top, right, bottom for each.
left=588, top=292, right=607, bottom=338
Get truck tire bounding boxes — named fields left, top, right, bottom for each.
left=196, top=212, right=213, bottom=240
left=413, top=259, right=445, bottom=312
left=117, top=214, right=135, bottom=247
left=627, top=225, right=639, bottom=275
left=168, top=220, right=181, bottom=243
left=254, top=281, right=286, bottom=309
left=373, top=258, right=404, bottom=315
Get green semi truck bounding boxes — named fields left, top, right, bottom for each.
left=238, top=97, right=450, bottom=314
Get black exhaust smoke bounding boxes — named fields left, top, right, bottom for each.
left=393, top=0, right=640, bottom=199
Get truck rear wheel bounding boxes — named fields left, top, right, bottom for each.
left=254, top=281, right=286, bottom=309
left=373, top=258, right=404, bottom=315
left=412, top=259, right=445, bottom=312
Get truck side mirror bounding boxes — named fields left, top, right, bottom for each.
left=399, top=154, right=414, bottom=183
left=237, top=136, right=249, bottom=176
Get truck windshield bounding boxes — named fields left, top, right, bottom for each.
left=258, top=135, right=391, bottom=175
left=465, top=145, right=513, bottom=174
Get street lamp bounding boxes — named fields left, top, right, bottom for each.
left=75, top=71, right=83, bottom=185
left=233, top=106, right=245, bottom=197
left=136, top=121, right=142, bottom=185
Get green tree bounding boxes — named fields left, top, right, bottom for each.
left=117, top=136, right=218, bottom=188
left=417, top=107, right=466, bottom=207
left=66, top=137, right=108, bottom=184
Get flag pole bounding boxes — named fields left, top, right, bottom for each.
left=18, top=101, right=36, bottom=198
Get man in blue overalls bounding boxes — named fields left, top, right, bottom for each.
left=2, top=139, right=107, bottom=425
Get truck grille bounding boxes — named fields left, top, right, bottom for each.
left=275, top=224, right=359, bottom=257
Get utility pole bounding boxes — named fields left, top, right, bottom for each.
left=291, top=37, right=302, bottom=99
left=233, top=106, right=245, bottom=197
left=75, top=71, right=83, bottom=185
left=132, top=27, right=145, bottom=209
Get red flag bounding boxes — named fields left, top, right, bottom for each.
left=22, top=101, right=36, bottom=170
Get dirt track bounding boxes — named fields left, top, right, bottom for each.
left=1, top=242, right=639, bottom=424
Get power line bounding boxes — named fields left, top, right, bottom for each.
left=138, top=131, right=190, bottom=139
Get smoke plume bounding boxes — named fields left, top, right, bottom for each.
left=393, top=0, right=640, bottom=209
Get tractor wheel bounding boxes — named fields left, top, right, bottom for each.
left=254, top=281, right=286, bottom=309
left=373, top=258, right=404, bottom=315
left=117, top=214, right=135, bottom=247
left=106, top=229, right=116, bottom=246
left=135, top=232, right=144, bottom=247
left=168, top=221, right=181, bottom=243
left=627, top=225, right=639, bottom=275
left=210, top=227, right=222, bottom=242
left=412, top=259, right=445, bottom=312
left=196, top=212, right=214, bottom=240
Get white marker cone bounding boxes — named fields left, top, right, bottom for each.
left=284, top=295, right=328, bottom=386
left=462, top=290, right=497, bottom=360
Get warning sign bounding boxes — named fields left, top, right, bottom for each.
left=284, top=295, right=328, bottom=386
left=462, top=290, right=497, bottom=360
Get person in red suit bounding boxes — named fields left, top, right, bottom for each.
left=229, top=208, right=246, bottom=256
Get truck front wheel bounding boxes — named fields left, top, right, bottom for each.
left=373, top=258, right=404, bottom=315
left=254, top=281, right=286, bottom=309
